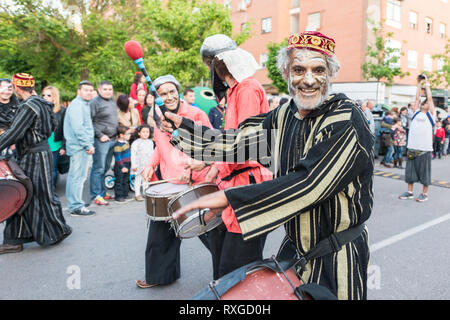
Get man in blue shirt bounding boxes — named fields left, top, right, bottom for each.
left=64, top=81, right=96, bottom=216
left=208, top=96, right=226, bottom=129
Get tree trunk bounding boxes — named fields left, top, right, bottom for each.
left=81, top=69, right=89, bottom=81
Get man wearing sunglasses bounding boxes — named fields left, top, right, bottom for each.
left=0, top=78, right=19, bottom=160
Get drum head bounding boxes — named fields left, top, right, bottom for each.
left=145, top=182, right=189, bottom=198
left=0, top=182, right=27, bottom=223
left=176, top=210, right=222, bottom=239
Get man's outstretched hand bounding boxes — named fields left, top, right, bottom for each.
left=154, top=105, right=182, bottom=133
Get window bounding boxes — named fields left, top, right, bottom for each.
left=260, top=53, right=268, bottom=69
left=424, top=54, right=433, bottom=72
left=425, top=17, right=433, bottom=34
left=408, top=50, right=418, bottom=69
left=386, top=0, right=402, bottom=29
left=224, top=0, right=232, bottom=10
left=261, top=17, right=272, bottom=33
left=439, top=23, right=446, bottom=38
left=290, top=11, right=300, bottom=33
left=437, top=58, right=445, bottom=72
left=241, top=22, right=249, bottom=32
left=385, top=39, right=402, bottom=68
left=409, top=11, right=417, bottom=29
left=306, top=12, right=321, bottom=31
left=291, top=0, right=300, bottom=8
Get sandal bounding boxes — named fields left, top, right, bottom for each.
left=136, top=280, right=158, bottom=289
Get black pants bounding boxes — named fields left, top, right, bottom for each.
left=144, top=220, right=210, bottom=285
left=113, top=165, right=129, bottom=200
left=433, top=139, right=442, bottom=158
left=204, top=224, right=267, bottom=280
left=145, top=220, right=181, bottom=285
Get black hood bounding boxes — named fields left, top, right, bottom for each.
left=210, top=59, right=228, bottom=102
left=0, top=95, right=20, bottom=127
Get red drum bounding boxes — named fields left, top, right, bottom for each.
left=0, top=160, right=29, bottom=223
left=221, top=267, right=304, bottom=300
left=193, top=258, right=311, bottom=300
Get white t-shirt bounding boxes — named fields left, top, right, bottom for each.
left=407, top=110, right=435, bottom=151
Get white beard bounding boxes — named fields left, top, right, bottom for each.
left=289, top=81, right=331, bottom=111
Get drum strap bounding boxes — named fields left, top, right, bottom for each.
left=296, top=224, right=366, bottom=271
left=220, top=167, right=253, bottom=182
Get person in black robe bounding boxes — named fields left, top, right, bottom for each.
left=0, top=78, right=19, bottom=159
left=0, top=73, right=72, bottom=254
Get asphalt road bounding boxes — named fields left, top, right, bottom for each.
left=1, top=157, right=449, bottom=300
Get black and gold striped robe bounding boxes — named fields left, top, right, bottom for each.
left=0, top=96, right=71, bottom=246
left=171, top=93, right=374, bottom=300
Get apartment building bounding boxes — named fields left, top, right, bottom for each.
left=218, top=0, right=449, bottom=105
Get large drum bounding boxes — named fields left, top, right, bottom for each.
left=168, top=183, right=223, bottom=239
left=0, top=160, right=32, bottom=223
left=192, top=257, right=310, bottom=300
left=144, top=182, right=189, bottom=221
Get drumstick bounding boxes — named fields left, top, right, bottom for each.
left=143, top=178, right=181, bottom=187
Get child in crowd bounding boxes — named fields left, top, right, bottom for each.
left=113, top=126, right=132, bottom=203
left=380, top=111, right=394, bottom=168
left=444, top=122, right=450, bottom=156
left=433, top=121, right=445, bottom=159
left=131, top=124, right=154, bottom=201
left=391, top=117, right=407, bottom=168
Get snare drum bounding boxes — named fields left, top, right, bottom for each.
left=168, top=183, right=222, bottom=239
left=0, top=160, right=29, bottom=223
left=144, top=182, right=189, bottom=221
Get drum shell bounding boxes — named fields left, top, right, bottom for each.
left=0, top=160, right=28, bottom=223
left=144, top=183, right=189, bottom=221
left=221, top=267, right=304, bottom=300
left=169, top=183, right=219, bottom=225
left=145, top=193, right=177, bottom=221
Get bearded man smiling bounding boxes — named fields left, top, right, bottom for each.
left=164, top=32, right=375, bottom=300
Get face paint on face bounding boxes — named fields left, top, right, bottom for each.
left=288, top=50, right=330, bottom=111
left=157, top=83, right=179, bottom=111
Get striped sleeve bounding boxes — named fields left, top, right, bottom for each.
left=0, top=105, right=36, bottom=151
left=170, top=112, right=272, bottom=166
left=224, top=110, right=373, bottom=241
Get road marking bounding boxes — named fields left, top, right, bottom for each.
left=370, top=213, right=450, bottom=253
left=374, top=170, right=450, bottom=188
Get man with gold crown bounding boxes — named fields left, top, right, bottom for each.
left=0, top=73, right=72, bottom=254
left=165, top=31, right=374, bottom=300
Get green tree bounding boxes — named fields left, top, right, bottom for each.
left=266, top=39, right=289, bottom=94
left=0, top=0, right=248, bottom=99
left=424, top=38, right=450, bottom=89
left=361, top=21, right=409, bottom=86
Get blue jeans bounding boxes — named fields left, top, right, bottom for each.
left=382, top=145, right=394, bottom=164
left=66, top=150, right=92, bottom=212
left=89, top=138, right=115, bottom=199
left=393, top=146, right=404, bottom=160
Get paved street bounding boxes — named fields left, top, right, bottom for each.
left=1, top=157, right=449, bottom=300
